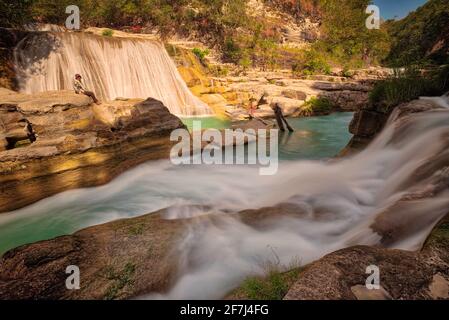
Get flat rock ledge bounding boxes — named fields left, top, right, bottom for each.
left=0, top=88, right=185, bottom=213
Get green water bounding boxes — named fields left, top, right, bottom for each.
left=0, top=112, right=353, bottom=255
left=183, top=113, right=353, bottom=160
left=182, top=117, right=231, bottom=131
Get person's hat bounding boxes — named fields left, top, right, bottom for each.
left=75, top=74, right=81, bottom=79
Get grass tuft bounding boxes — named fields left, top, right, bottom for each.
left=369, top=65, right=449, bottom=112
left=103, top=262, right=136, bottom=300
left=102, top=29, right=114, bottom=37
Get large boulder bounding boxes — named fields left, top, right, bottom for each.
left=348, top=109, right=387, bottom=137
left=0, top=210, right=184, bottom=300
left=281, top=89, right=307, bottom=101
left=342, top=99, right=440, bottom=155
left=312, top=81, right=372, bottom=92
left=284, top=212, right=449, bottom=300
left=0, top=203, right=300, bottom=300
left=0, top=90, right=186, bottom=213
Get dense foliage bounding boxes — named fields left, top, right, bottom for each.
left=263, top=0, right=321, bottom=21
left=316, top=0, right=390, bottom=67
left=1, top=0, right=447, bottom=71
left=370, top=65, right=449, bottom=112
left=218, top=0, right=390, bottom=71
left=0, top=0, right=33, bottom=27
left=385, top=0, right=449, bottom=66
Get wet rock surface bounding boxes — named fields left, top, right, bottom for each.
left=1, top=98, right=448, bottom=300
left=0, top=211, right=184, bottom=300
left=284, top=214, right=449, bottom=300
left=0, top=28, right=30, bottom=90
left=340, top=98, right=442, bottom=156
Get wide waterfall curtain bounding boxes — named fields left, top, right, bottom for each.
left=14, top=32, right=212, bottom=116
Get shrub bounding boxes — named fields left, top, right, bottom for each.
left=102, top=29, right=114, bottom=37
left=304, top=57, right=331, bottom=75
left=242, top=271, right=290, bottom=300
left=223, top=38, right=243, bottom=64
left=292, top=49, right=332, bottom=76
left=239, top=50, right=252, bottom=71
left=342, top=66, right=353, bottom=78
left=369, top=65, right=449, bottom=112
left=192, top=47, right=210, bottom=64
left=208, top=65, right=230, bottom=77
left=301, top=97, right=334, bottom=116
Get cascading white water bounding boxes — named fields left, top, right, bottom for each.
left=146, top=98, right=449, bottom=299
left=13, top=31, right=212, bottom=116
left=0, top=97, right=448, bottom=299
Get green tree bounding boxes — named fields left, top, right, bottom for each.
left=0, top=0, right=33, bottom=27
left=385, top=0, right=449, bottom=66
left=318, top=0, right=390, bottom=66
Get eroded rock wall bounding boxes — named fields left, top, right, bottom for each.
left=0, top=89, right=185, bottom=213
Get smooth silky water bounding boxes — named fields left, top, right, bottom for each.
left=0, top=113, right=353, bottom=255
left=2, top=103, right=449, bottom=300
left=14, top=31, right=212, bottom=116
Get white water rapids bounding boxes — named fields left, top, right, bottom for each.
left=146, top=97, right=449, bottom=299
left=0, top=92, right=448, bottom=299
left=13, top=31, right=212, bottom=116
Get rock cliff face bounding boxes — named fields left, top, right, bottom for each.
left=341, top=98, right=442, bottom=156
left=341, top=109, right=389, bottom=155
left=1, top=98, right=448, bottom=300
left=0, top=89, right=185, bottom=213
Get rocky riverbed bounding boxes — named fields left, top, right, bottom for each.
left=1, top=97, right=448, bottom=300
left=175, top=57, right=389, bottom=121
left=0, top=88, right=185, bottom=213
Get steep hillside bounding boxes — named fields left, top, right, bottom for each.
left=385, top=0, right=449, bottom=65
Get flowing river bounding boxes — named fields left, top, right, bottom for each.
left=1, top=99, right=449, bottom=300
left=0, top=113, right=353, bottom=255
left=146, top=99, right=449, bottom=299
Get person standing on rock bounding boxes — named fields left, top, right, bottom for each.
left=73, top=74, right=101, bottom=105
left=271, top=103, right=294, bottom=132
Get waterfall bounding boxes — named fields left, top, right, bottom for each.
left=1, top=97, right=448, bottom=299
left=144, top=99, right=449, bottom=299
left=13, top=31, right=212, bottom=116
left=420, top=94, right=449, bottom=109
